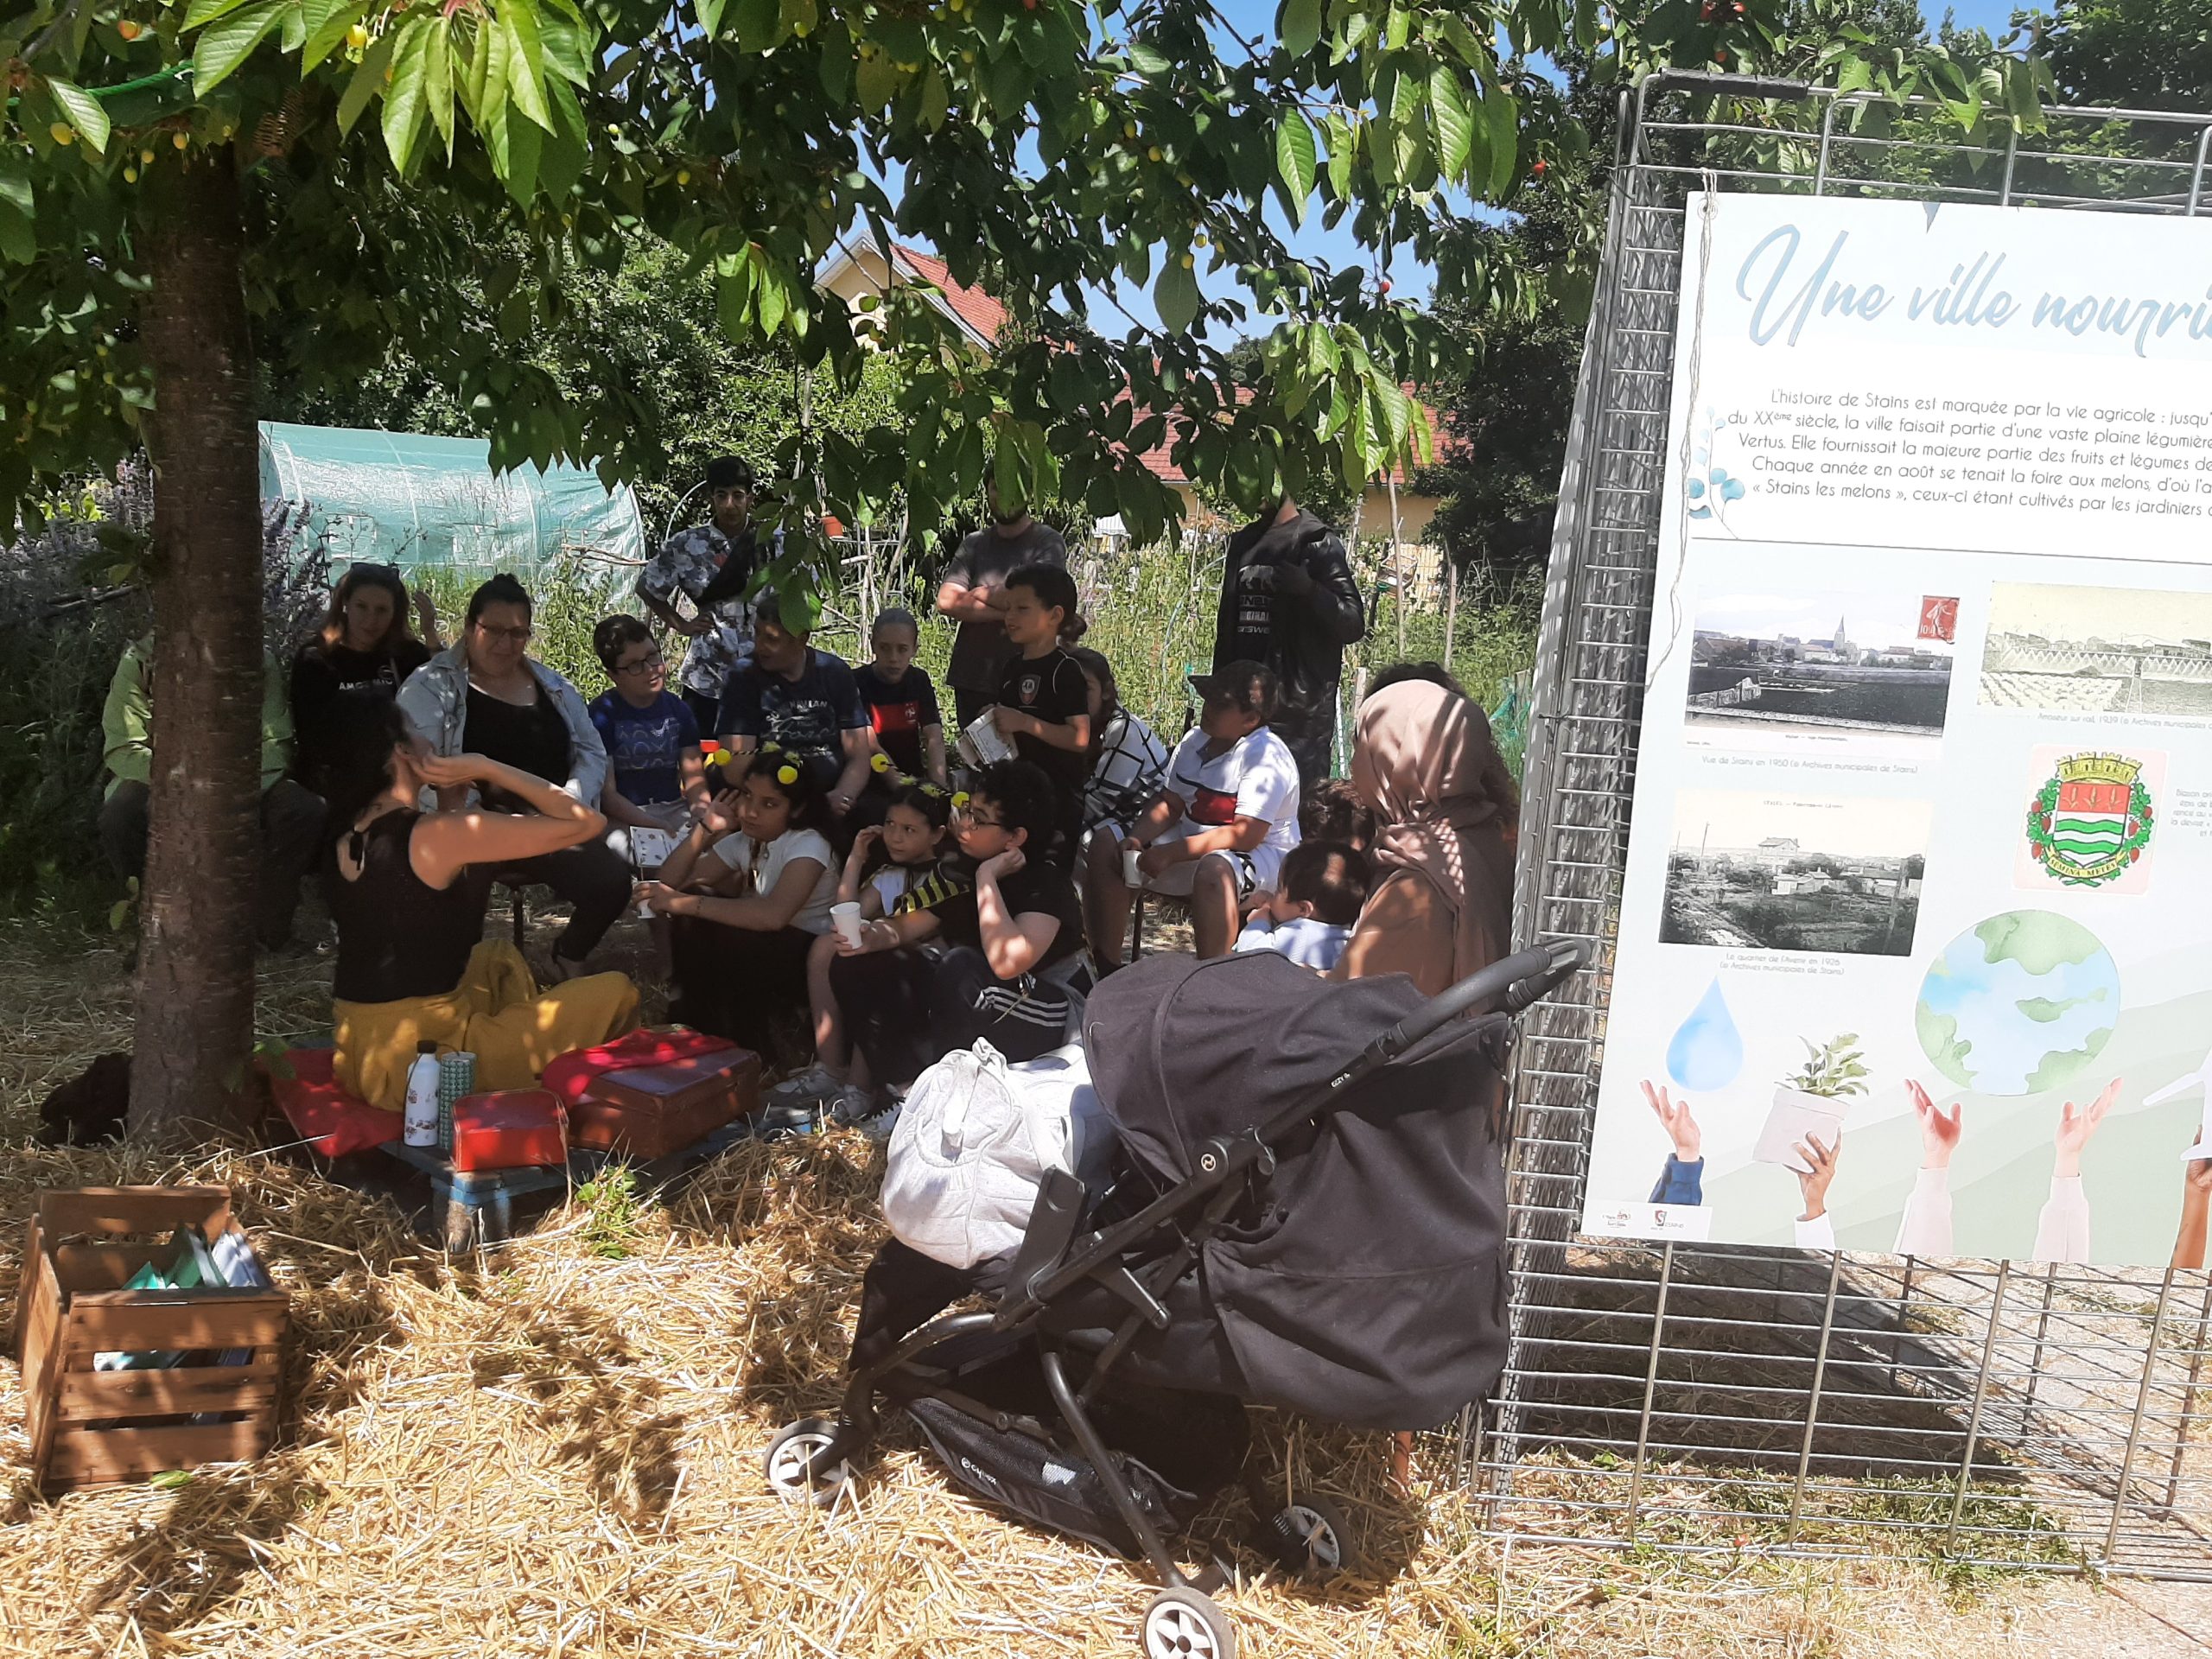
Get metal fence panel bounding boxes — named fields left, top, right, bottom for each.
left=1478, top=69, right=2212, bottom=1579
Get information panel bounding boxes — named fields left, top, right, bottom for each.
left=1580, top=193, right=2212, bottom=1268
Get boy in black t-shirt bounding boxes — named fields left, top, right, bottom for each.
left=989, top=564, right=1091, bottom=856
left=854, top=607, right=946, bottom=785
left=823, top=760, right=1084, bottom=1121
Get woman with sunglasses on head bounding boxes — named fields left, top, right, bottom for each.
left=396, top=574, right=632, bottom=981
left=289, top=562, right=442, bottom=804
left=635, top=744, right=840, bottom=1058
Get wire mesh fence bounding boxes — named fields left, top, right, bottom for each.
left=1470, top=70, right=2212, bottom=1578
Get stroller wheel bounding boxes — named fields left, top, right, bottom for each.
left=763, top=1417, right=852, bottom=1508
left=1140, top=1586, right=1236, bottom=1659
left=1265, top=1494, right=1356, bottom=1580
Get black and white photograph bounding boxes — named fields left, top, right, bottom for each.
left=1661, top=790, right=1931, bottom=957
left=1980, top=581, right=2212, bottom=718
left=1686, top=588, right=1957, bottom=748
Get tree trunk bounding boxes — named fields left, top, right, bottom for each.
left=130, top=148, right=264, bottom=1139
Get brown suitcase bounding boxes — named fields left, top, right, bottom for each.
left=569, top=1047, right=762, bottom=1159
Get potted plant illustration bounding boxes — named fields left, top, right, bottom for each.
left=1754, top=1033, right=1871, bottom=1173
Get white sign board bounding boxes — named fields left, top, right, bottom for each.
left=1580, top=193, right=2212, bottom=1268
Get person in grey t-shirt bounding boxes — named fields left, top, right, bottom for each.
left=934, top=483, right=1068, bottom=730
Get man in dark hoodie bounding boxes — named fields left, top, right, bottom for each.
left=1211, top=495, right=1364, bottom=787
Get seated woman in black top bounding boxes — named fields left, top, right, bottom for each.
left=395, top=575, right=632, bottom=981
left=324, top=702, right=639, bottom=1113
left=826, top=760, right=1085, bottom=1122
left=289, top=563, right=439, bottom=802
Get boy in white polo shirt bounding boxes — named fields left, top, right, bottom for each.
left=1085, top=659, right=1301, bottom=963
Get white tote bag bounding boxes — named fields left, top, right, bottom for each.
left=881, top=1041, right=1110, bottom=1269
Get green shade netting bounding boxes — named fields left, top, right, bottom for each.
left=258, top=422, right=646, bottom=577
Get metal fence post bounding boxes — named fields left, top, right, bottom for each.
left=2018, top=1263, right=2061, bottom=1430
left=2106, top=1268, right=2180, bottom=1566
left=1624, top=1242, right=1676, bottom=1542
left=2165, top=1281, right=2212, bottom=1511
left=1946, top=1260, right=2012, bottom=1548
left=1788, top=1249, right=1847, bottom=1542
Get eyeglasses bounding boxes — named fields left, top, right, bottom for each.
left=960, top=809, right=1006, bottom=830
left=614, top=652, right=664, bottom=677
left=474, top=623, right=532, bottom=644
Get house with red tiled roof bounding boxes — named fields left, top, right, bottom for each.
left=817, top=237, right=1448, bottom=583
left=817, top=237, right=1008, bottom=352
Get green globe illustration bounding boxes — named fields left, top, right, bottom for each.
left=1914, top=911, right=2120, bottom=1096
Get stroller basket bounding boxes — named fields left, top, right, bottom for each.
left=766, top=938, right=1588, bottom=1659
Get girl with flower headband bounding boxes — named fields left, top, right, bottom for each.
left=770, top=779, right=965, bottom=1122
left=635, top=743, right=839, bottom=1055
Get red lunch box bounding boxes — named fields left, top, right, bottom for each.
left=450, top=1089, right=569, bottom=1172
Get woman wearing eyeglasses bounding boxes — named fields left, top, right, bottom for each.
left=396, top=575, right=631, bottom=980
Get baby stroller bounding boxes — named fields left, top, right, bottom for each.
left=764, top=939, right=1586, bottom=1658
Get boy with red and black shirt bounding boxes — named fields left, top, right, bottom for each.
left=854, top=607, right=947, bottom=785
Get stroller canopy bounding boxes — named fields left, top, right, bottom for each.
left=1077, top=952, right=1511, bottom=1432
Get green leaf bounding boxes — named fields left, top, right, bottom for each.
left=189, top=0, right=287, bottom=98
left=1281, top=0, right=1322, bottom=56
left=1154, top=256, right=1201, bottom=334
left=1428, top=65, right=1472, bottom=182
left=503, top=0, right=552, bottom=130
left=1481, top=82, right=1517, bottom=199
left=381, top=16, right=435, bottom=175
left=45, top=79, right=111, bottom=155
left=537, top=71, right=586, bottom=199
left=856, top=49, right=899, bottom=109
left=919, top=64, right=949, bottom=129
left=0, top=170, right=30, bottom=218
left=426, top=19, right=455, bottom=158
left=756, top=263, right=789, bottom=335
left=502, top=104, right=544, bottom=204
left=302, top=0, right=371, bottom=72
left=336, top=27, right=396, bottom=133
left=1128, top=41, right=1170, bottom=75
left=0, top=200, right=32, bottom=266
left=1274, top=110, right=1317, bottom=226
left=1323, top=111, right=1353, bottom=199
left=732, top=0, right=779, bottom=48
left=181, top=0, right=258, bottom=29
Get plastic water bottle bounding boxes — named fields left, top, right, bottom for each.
left=403, top=1041, right=442, bottom=1148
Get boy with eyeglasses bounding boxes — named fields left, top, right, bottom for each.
left=588, top=614, right=711, bottom=861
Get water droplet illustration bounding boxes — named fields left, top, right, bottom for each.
left=1667, top=978, right=1744, bottom=1092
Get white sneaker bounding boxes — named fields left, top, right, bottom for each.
left=835, top=1091, right=901, bottom=1143
left=766, top=1064, right=842, bottom=1104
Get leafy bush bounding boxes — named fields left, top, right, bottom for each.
left=0, top=468, right=331, bottom=924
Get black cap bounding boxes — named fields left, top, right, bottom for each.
left=705, top=456, right=754, bottom=493
left=1187, top=659, right=1278, bottom=720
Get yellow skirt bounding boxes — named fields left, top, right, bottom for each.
left=334, top=940, right=641, bottom=1112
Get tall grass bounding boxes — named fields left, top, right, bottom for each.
left=448, top=537, right=1542, bottom=771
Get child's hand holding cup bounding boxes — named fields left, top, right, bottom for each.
left=1120, top=836, right=1144, bottom=888
left=830, top=901, right=866, bottom=951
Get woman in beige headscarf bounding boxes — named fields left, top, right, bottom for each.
left=1334, top=675, right=1517, bottom=994
left=1335, top=671, right=1520, bottom=1493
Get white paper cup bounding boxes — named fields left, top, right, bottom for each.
left=831, top=902, right=866, bottom=950
left=1122, top=847, right=1143, bottom=887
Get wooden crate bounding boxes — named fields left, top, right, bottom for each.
left=14, top=1186, right=287, bottom=1495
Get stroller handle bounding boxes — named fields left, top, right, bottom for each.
left=1368, top=938, right=1589, bottom=1065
